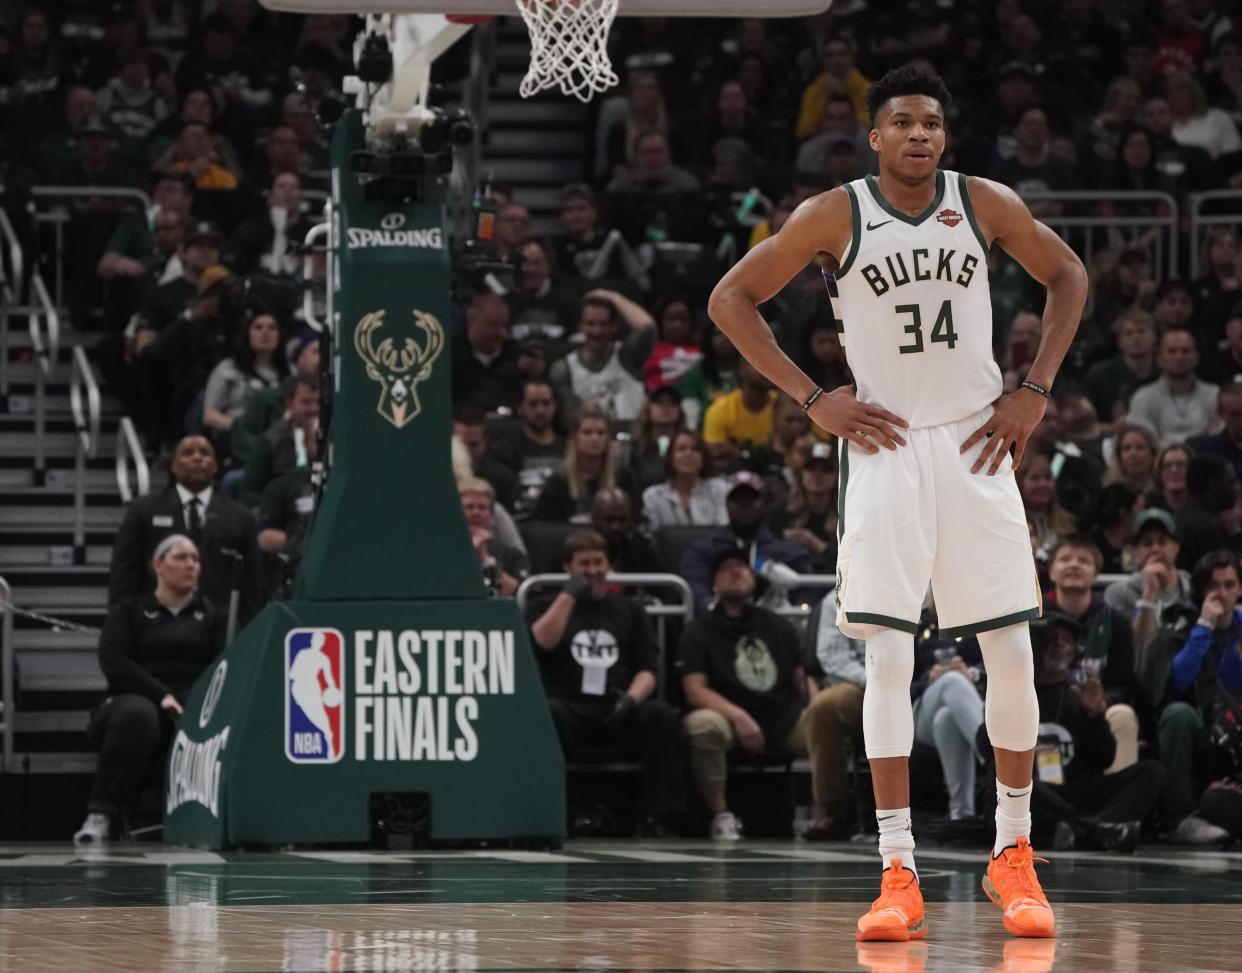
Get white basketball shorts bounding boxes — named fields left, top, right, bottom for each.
left=834, top=405, right=1042, bottom=640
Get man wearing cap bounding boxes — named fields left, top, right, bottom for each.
left=678, top=547, right=811, bottom=840
left=1104, top=508, right=1195, bottom=657
left=679, top=470, right=811, bottom=613
left=128, top=221, right=224, bottom=346
left=527, top=529, right=686, bottom=836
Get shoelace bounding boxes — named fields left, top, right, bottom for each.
left=1001, top=845, right=1050, bottom=899
left=878, top=862, right=916, bottom=899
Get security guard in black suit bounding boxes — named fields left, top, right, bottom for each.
left=108, top=435, right=265, bottom=622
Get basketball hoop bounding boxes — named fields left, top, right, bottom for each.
left=514, top=0, right=619, bottom=103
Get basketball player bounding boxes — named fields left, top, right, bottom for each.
left=708, top=66, right=1087, bottom=941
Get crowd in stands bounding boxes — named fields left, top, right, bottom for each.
left=7, top=2, right=1242, bottom=849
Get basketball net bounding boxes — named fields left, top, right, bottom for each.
left=514, top=0, right=620, bottom=102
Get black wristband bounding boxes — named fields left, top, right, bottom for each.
left=802, top=386, right=825, bottom=412
left=1020, top=380, right=1052, bottom=399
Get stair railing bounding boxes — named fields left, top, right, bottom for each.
left=29, top=273, right=59, bottom=487
left=0, top=574, right=13, bottom=773
left=115, top=416, right=150, bottom=503
left=69, top=346, right=102, bottom=564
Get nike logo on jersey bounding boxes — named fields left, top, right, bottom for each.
left=860, top=248, right=979, bottom=297
left=866, top=219, right=894, bottom=231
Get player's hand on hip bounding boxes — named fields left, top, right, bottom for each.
left=807, top=385, right=908, bottom=454
left=960, top=387, right=1047, bottom=475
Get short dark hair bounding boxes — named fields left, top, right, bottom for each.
left=579, top=295, right=616, bottom=326
left=865, top=64, right=952, bottom=125
left=288, top=374, right=319, bottom=400
left=1187, top=453, right=1233, bottom=498
left=1049, top=534, right=1104, bottom=571
left=453, top=408, right=486, bottom=429
left=1191, top=550, right=1242, bottom=604
left=563, top=528, right=608, bottom=565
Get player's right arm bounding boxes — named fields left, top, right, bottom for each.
left=707, top=191, right=908, bottom=453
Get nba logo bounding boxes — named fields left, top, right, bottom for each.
left=285, top=628, right=346, bottom=764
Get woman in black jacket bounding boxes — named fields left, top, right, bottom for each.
left=74, top=534, right=226, bottom=844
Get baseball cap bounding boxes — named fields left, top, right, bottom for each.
left=726, top=470, right=764, bottom=498
left=708, top=543, right=751, bottom=579
left=1133, top=507, right=1180, bottom=541
left=805, top=441, right=836, bottom=468
left=560, top=182, right=596, bottom=205
left=185, top=221, right=223, bottom=246
left=78, top=113, right=114, bottom=138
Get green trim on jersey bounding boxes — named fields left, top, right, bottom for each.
left=958, top=172, right=989, bottom=254
left=864, top=170, right=946, bottom=226
left=837, top=440, right=849, bottom=540
left=837, top=184, right=863, bottom=278
left=845, top=611, right=920, bottom=635
left=939, top=606, right=1042, bottom=639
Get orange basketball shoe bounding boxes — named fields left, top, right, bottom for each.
left=856, top=859, right=928, bottom=942
left=982, top=838, right=1056, bottom=938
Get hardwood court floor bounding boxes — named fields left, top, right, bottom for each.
left=0, top=840, right=1238, bottom=972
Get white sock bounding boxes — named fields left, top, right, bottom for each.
left=876, top=807, right=917, bottom=879
left=994, top=779, right=1033, bottom=857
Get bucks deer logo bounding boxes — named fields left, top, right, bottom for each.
left=354, top=309, right=444, bottom=428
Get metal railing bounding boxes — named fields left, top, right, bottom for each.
left=302, top=216, right=332, bottom=333
left=27, top=186, right=151, bottom=315
left=28, top=273, right=59, bottom=487
left=516, top=572, right=694, bottom=699
left=1188, top=190, right=1242, bottom=280
left=0, top=574, right=12, bottom=773
left=69, top=346, right=101, bottom=563
left=1020, top=190, right=1179, bottom=279
left=0, top=208, right=24, bottom=401
left=115, top=416, right=150, bottom=503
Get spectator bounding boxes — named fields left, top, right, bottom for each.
left=148, top=88, right=243, bottom=178
left=603, top=131, right=702, bottom=243
left=800, top=309, right=852, bottom=394
left=702, top=359, right=777, bottom=468
left=225, top=172, right=315, bottom=277
left=1104, top=422, right=1160, bottom=496
left=643, top=297, right=703, bottom=392
left=766, top=441, right=838, bottom=572
left=1088, top=77, right=1146, bottom=165
left=988, top=105, right=1081, bottom=211
left=547, top=290, right=655, bottom=421
left=627, top=386, right=686, bottom=493
left=505, top=239, right=580, bottom=349
left=590, top=488, right=660, bottom=575
left=548, top=183, right=630, bottom=288
left=1127, top=327, right=1220, bottom=446
left=679, top=471, right=811, bottom=612
left=231, top=329, right=319, bottom=470
left=1096, top=125, right=1181, bottom=252
left=109, top=436, right=263, bottom=621
left=1090, top=483, right=1142, bottom=575
left=1149, top=551, right=1241, bottom=844
left=1188, top=383, right=1242, bottom=480
left=694, top=80, right=770, bottom=169
left=998, top=310, right=1042, bottom=393
left=527, top=530, right=686, bottom=836
left=73, top=535, right=226, bottom=845
left=1166, top=68, right=1242, bottom=159
left=1, top=6, right=64, bottom=139
left=533, top=403, right=636, bottom=524
left=256, top=434, right=317, bottom=569
left=678, top=548, right=810, bottom=840
left=799, top=595, right=867, bottom=839
left=679, top=326, right=739, bottom=429
left=44, top=111, right=136, bottom=189
left=1018, top=449, right=1079, bottom=556
left=98, top=169, right=194, bottom=283
left=451, top=293, right=524, bottom=415
left=1044, top=536, right=1140, bottom=770
left=1192, top=230, right=1239, bottom=343
left=596, top=69, right=669, bottom=183
left=911, top=634, right=986, bottom=826
left=1091, top=250, right=1158, bottom=346
left=795, top=34, right=870, bottom=138
left=1143, top=93, right=1214, bottom=190
left=201, top=310, right=284, bottom=450
left=1104, top=508, right=1195, bottom=660
left=492, top=201, right=532, bottom=261
left=452, top=412, right=520, bottom=513
left=1058, top=387, right=1108, bottom=476
left=642, top=430, right=728, bottom=529
left=796, top=92, right=871, bottom=177
left=240, top=375, right=319, bottom=505
left=749, top=394, right=813, bottom=498
left=1083, top=309, right=1158, bottom=424
left=1149, top=443, right=1194, bottom=515
left=487, top=379, right=566, bottom=519
left=163, top=121, right=240, bottom=191
left=461, top=478, right=527, bottom=597
left=1026, top=614, right=1165, bottom=852
left=1200, top=313, right=1242, bottom=387
left=1152, top=278, right=1197, bottom=332
left=129, top=221, right=222, bottom=342
left=1176, top=454, right=1239, bottom=569
left=96, top=48, right=169, bottom=150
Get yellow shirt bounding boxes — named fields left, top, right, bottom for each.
left=795, top=68, right=871, bottom=140
left=702, top=389, right=776, bottom=447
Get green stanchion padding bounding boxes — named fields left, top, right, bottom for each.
left=164, top=110, right=565, bottom=849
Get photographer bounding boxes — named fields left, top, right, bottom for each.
left=526, top=530, right=686, bottom=835
left=75, top=535, right=226, bottom=844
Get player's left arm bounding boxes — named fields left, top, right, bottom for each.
left=959, top=177, right=1088, bottom=475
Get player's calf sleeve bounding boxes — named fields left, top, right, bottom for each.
left=862, top=628, right=915, bottom=759
left=977, top=623, right=1039, bottom=753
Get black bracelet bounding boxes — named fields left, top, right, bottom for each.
left=1020, top=380, right=1052, bottom=399
left=802, top=386, right=825, bottom=412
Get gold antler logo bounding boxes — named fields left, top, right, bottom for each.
left=353, top=309, right=444, bottom=428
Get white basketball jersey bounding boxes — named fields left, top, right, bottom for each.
left=831, top=170, right=1001, bottom=429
